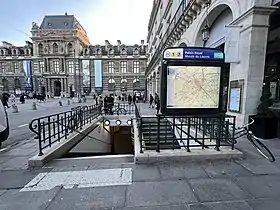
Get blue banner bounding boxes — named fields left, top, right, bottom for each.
left=183, top=48, right=224, bottom=61
left=94, top=60, right=102, bottom=88
left=23, top=60, right=33, bottom=90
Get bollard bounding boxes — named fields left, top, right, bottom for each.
left=68, top=100, right=70, bottom=105
left=12, top=104, right=19, bottom=113
left=32, top=102, right=37, bottom=110
left=59, top=101, right=63, bottom=106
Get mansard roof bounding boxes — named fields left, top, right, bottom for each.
left=40, top=14, right=75, bottom=29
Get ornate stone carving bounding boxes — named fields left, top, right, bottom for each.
left=32, top=22, right=39, bottom=30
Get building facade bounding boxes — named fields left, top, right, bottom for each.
left=0, top=13, right=147, bottom=98
left=147, top=0, right=280, bottom=125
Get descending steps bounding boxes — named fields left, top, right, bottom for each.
left=140, top=118, right=180, bottom=150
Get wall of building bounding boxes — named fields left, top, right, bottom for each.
left=146, top=0, right=276, bottom=125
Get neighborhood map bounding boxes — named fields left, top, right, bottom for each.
left=167, top=66, right=221, bottom=108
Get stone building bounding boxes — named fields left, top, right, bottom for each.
left=0, top=13, right=147, bottom=97
left=80, top=39, right=147, bottom=97
left=147, top=0, right=280, bottom=125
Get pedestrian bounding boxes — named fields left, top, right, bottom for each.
left=20, top=94, right=25, bottom=104
left=133, top=94, right=136, bottom=104
left=128, top=94, right=132, bottom=105
left=149, top=94, right=154, bottom=108
left=154, top=93, right=160, bottom=114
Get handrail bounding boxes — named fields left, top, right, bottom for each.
left=29, top=104, right=102, bottom=156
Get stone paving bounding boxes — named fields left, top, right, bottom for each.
left=0, top=102, right=280, bottom=209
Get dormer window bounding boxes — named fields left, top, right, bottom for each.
left=48, top=22, right=52, bottom=26
left=64, top=22, right=68, bottom=26
left=96, top=48, right=101, bottom=55
left=0, top=49, right=4, bottom=56
left=134, top=48, right=139, bottom=55
left=109, top=48, right=113, bottom=55
left=13, top=49, right=17, bottom=55
left=121, top=48, right=126, bottom=55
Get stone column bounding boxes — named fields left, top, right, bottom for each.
left=152, top=76, right=156, bottom=96
left=156, top=73, right=160, bottom=95
left=228, top=6, right=275, bottom=125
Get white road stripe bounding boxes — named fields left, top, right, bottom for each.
left=20, top=168, right=132, bottom=192
left=18, top=124, right=28, bottom=128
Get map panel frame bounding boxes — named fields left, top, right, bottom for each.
left=160, top=47, right=225, bottom=116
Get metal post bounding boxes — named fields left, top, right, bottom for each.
left=74, top=49, right=77, bottom=97
left=156, top=115, right=160, bottom=153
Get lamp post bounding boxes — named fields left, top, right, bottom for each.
left=202, top=1, right=211, bottom=47
left=73, top=49, right=77, bottom=97
left=202, top=24, right=210, bottom=47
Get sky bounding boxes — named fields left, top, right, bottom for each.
left=0, top=0, right=153, bottom=46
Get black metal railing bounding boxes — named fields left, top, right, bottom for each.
left=137, top=114, right=236, bottom=153
left=103, top=102, right=135, bottom=115
left=29, top=105, right=102, bottom=156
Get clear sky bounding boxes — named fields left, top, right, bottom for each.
left=0, top=0, right=153, bottom=46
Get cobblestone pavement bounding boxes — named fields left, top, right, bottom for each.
left=0, top=102, right=280, bottom=209
left=3, top=97, right=96, bottom=148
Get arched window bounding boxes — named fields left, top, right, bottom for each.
left=133, top=78, right=140, bottom=90
left=84, top=48, right=88, bottom=55
left=13, top=49, right=17, bottom=55
left=67, top=43, right=73, bottom=53
left=108, top=78, right=115, bottom=91
left=38, top=43, right=43, bottom=54
left=2, top=78, right=9, bottom=92
left=120, top=78, right=127, bottom=91
left=0, top=49, right=4, bottom=55
left=53, top=43, right=58, bottom=54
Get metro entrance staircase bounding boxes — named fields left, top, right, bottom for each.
left=140, top=117, right=180, bottom=150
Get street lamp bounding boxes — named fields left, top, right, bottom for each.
left=202, top=24, right=210, bottom=47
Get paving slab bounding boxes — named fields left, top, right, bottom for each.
left=0, top=190, right=6, bottom=196
left=47, top=186, right=127, bottom=209
left=21, top=168, right=132, bottom=191
left=188, top=201, right=252, bottom=210
left=201, top=161, right=253, bottom=178
left=0, top=187, right=61, bottom=210
left=132, top=164, right=161, bottom=182
left=158, top=162, right=209, bottom=180
left=235, top=175, right=280, bottom=198
left=236, top=158, right=280, bottom=175
left=0, top=168, right=52, bottom=190
left=188, top=178, right=251, bottom=202
left=0, top=157, right=29, bottom=170
left=126, top=180, right=197, bottom=207
left=96, top=205, right=188, bottom=210
left=246, top=198, right=280, bottom=210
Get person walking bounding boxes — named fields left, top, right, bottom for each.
left=128, top=94, right=132, bottom=105
left=149, top=94, right=154, bottom=108
left=154, top=93, right=160, bottom=114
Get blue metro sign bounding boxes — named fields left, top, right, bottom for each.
left=163, top=47, right=224, bottom=61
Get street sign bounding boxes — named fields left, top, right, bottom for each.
left=163, top=48, right=224, bottom=61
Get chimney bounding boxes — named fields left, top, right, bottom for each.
left=117, top=40, right=121, bottom=50
left=141, top=40, right=145, bottom=51
left=105, top=40, right=111, bottom=51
